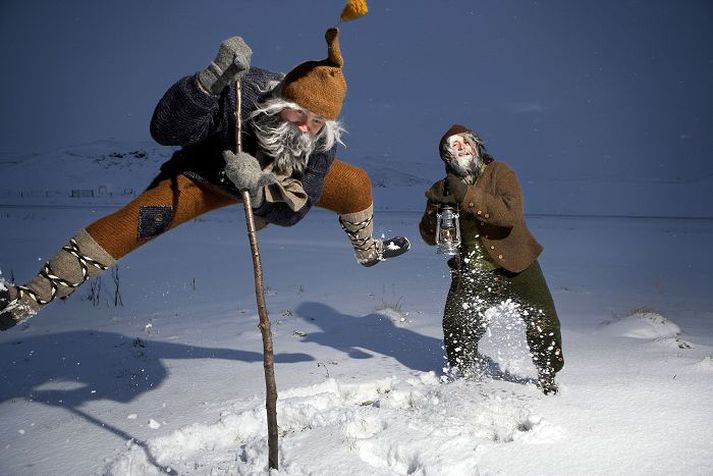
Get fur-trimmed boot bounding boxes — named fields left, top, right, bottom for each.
left=338, top=204, right=411, bottom=267
left=0, top=229, right=116, bottom=331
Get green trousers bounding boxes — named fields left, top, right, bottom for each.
left=443, top=258, right=564, bottom=377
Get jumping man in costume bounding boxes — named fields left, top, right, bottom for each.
left=419, top=124, right=563, bottom=394
left=0, top=29, right=410, bottom=331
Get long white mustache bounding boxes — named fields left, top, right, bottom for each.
left=252, top=114, right=318, bottom=175
left=455, top=153, right=474, bottom=166
left=449, top=153, right=481, bottom=178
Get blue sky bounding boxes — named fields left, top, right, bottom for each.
left=1, top=0, right=712, bottom=213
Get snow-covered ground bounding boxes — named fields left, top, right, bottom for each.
left=1, top=145, right=712, bottom=475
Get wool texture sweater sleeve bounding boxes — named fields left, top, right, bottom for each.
left=149, top=67, right=336, bottom=227
left=150, top=75, right=222, bottom=147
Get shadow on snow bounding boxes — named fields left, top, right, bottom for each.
left=295, top=301, right=445, bottom=372
left=295, top=301, right=535, bottom=386
left=0, top=330, right=313, bottom=406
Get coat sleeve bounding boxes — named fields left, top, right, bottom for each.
left=419, top=180, right=444, bottom=245
left=460, top=163, right=524, bottom=228
left=419, top=200, right=439, bottom=246
left=150, top=74, right=224, bottom=147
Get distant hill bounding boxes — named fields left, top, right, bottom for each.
left=0, top=140, right=710, bottom=218
left=0, top=140, right=171, bottom=207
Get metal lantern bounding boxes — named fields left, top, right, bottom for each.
left=436, top=205, right=461, bottom=256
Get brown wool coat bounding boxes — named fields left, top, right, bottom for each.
left=419, top=161, right=543, bottom=273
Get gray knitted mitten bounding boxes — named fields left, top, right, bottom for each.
left=198, top=36, right=253, bottom=95
left=222, top=150, right=276, bottom=207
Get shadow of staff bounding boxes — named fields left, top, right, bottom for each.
left=63, top=405, right=177, bottom=475
left=1, top=330, right=316, bottom=474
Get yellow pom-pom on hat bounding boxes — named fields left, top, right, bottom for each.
left=340, top=0, right=368, bottom=22
left=279, top=1, right=367, bottom=120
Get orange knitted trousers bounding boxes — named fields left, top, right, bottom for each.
left=86, top=159, right=372, bottom=259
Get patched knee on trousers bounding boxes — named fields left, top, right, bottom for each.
left=138, top=205, right=173, bottom=240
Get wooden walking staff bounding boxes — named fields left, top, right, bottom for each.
left=234, top=77, right=280, bottom=470
left=230, top=3, right=366, bottom=469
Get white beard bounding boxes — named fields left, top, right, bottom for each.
left=251, top=113, right=318, bottom=175
left=449, top=153, right=481, bottom=177
left=455, top=153, right=474, bottom=169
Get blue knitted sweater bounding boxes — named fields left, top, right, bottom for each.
left=150, top=67, right=336, bottom=227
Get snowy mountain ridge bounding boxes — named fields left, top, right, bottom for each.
left=2, top=140, right=711, bottom=218
left=0, top=141, right=433, bottom=211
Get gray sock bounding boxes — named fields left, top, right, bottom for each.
left=339, top=204, right=382, bottom=266
left=5, top=229, right=115, bottom=325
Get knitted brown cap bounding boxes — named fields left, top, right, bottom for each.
left=438, top=124, right=470, bottom=153
left=281, top=28, right=346, bottom=120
